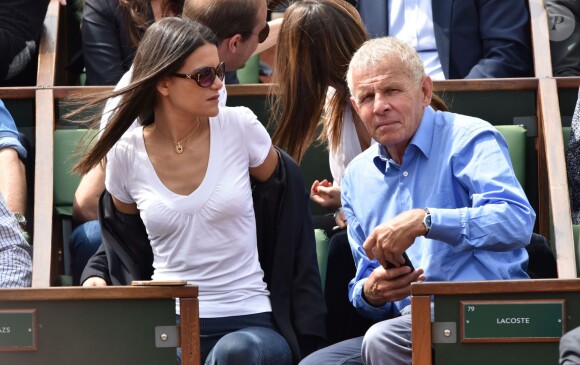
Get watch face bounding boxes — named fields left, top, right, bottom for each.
left=13, top=213, right=26, bottom=225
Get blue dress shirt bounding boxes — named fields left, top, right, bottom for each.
left=342, top=106, right=535, bottom=320
left=0, top=99, right=26, bottom=160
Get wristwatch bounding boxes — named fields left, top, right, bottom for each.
left=422, top=208, right=431, bottom=236
left=13, top=212, right=27, bottom=227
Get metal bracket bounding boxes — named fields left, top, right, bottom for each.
left=432, top=322, right=457, bottom=344
left=513, top=116, right=536, bottom=137
left=155, top=326, right=180, bottom=348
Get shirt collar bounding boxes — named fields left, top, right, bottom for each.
left=411, top=105, right=436, bottom=159
left=372, top=106, right=436, bottom=173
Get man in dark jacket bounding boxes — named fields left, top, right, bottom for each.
left=0, top=0, right=50, bottom=86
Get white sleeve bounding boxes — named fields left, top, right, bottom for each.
left=105, top=141, right=135, bottom=204
left=238, top=107, right=272, bottom=168
left=99, top=68, right=134, bottom=134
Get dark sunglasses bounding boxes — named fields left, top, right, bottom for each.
left=173, top=61, right=226, bottom=88
left=255, top=22, right=270, bottom=44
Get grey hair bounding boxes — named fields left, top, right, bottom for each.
left=346, top=36, right=425, bottom=96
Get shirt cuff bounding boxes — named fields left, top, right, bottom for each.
left=352, top=279, right=392, bottom=320
left=0, top=133, right=27, bottom=160
left=426, top=207, right=467, bottom=245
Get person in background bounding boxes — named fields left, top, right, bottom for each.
left=0, top=0, right=50, bottom=86
left=300, top=36, right=534, bottom=365
left=0, top=193, right=32, bottom=288
left=566, top=88, right=580, bottom=224
left=0, top=100, right=28, bottom=237
left=355, top=0, right=533, bottom=79
left=82, top=0, right=184, bottom=85
left=546, top=0, right=580, bottom=76
left=71, top=0, right=279, bottom=285
left=0, top=100, right=31, bottom=288
left=560, top=326, right=580, bottom=364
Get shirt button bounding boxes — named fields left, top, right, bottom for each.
left=403, top=171, right=409, bottom=177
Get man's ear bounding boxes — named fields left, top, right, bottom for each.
left=420, top=75, right=433, bottom=107
left=350, top=96, right=360, bottom=114
left=225, top=34, right=243, bottom=54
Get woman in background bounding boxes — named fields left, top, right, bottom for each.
left=566, top=88, right=580, bottom=224
left=82, top=0, right=183, bottom=85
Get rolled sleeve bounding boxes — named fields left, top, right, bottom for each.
left=0, top=100, right=26, bottom=159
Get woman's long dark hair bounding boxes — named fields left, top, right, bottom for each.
left=270, top=0, right=368, bottom=162
left=72, top=17, right=217, bottom=175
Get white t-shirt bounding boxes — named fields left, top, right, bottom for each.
left=105, top=106, right=272, bottom=318
left=388, top=0, right=445, bottom=80
left=99, top=67, right=228, bottom=133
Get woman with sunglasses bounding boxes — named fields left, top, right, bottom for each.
left=74, top=17, right=291, bottom=365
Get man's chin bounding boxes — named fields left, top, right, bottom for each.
left=229, top=63, right=244, bottom=73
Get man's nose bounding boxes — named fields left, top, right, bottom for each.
left=373, top=94, right=391, bottom=114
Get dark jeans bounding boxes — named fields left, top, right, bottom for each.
left=70, top=220, right=102, bottom=285
left=177, top=312, right=292, bottom=365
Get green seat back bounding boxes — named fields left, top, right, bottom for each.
left=53, top=129, right=98, bottom=216
left=314, top=229, right=329, bottom=291
left=236, top=54, right=260, bottom=84
left=494, top=125, right=527, bottom=190
left=563, top=126, right=571, bottom=150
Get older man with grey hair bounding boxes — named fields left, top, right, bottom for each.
left=300, top=36, right=534, bottom=365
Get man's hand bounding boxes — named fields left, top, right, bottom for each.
left=82, top=277, right=107, bottom=287
left=363, top=265, right=425, bottom=307
left=363, top=209, right=427, bottom=268
left=310, top=179, right=342, bottom=210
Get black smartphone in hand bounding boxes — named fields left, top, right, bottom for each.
left=385, top=252, right=415, bottom=271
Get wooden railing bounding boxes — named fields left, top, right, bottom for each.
left=36, top=0, right=60, bottom=88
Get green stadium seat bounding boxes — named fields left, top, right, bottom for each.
left=236, top=54, right=260, bottom=84
left=564, top=126, right=571, bottom=149
left=314, top=229, right=329, bottom=291
left=495, top=125, right=527, bottom=190
left=53, top=128, right=97, bottom=280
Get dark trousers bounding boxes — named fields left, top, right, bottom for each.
left=312, top=214, right=377, bottom=345
left=324, top=230, right=378, bottom=344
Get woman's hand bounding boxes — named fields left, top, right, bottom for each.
left=310, top=179, right=342, bottom=210
left=82, top=277, right=107, bottom=287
